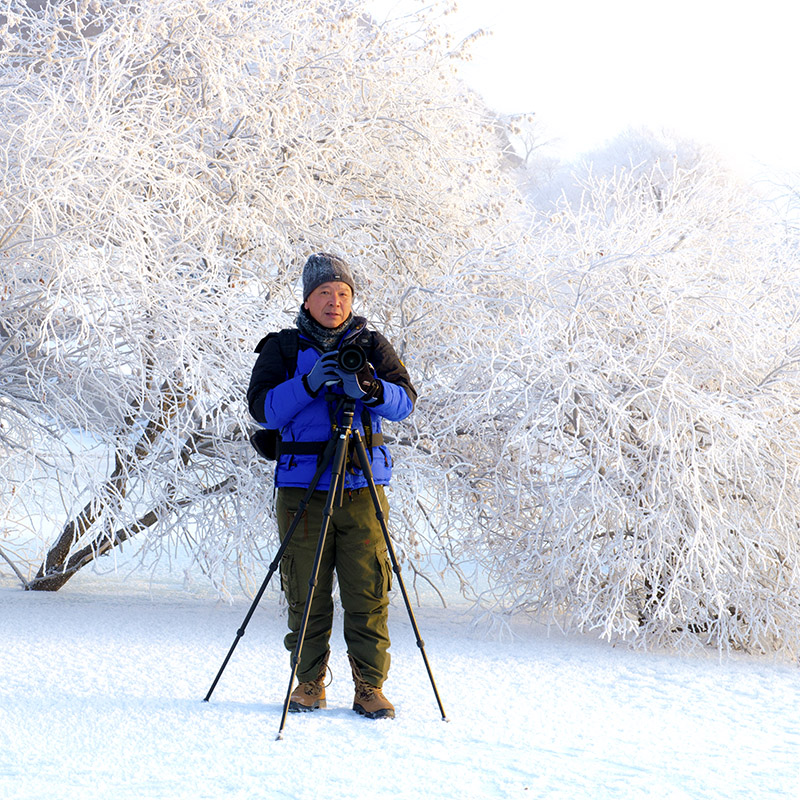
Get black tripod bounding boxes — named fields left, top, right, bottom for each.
left=204, top=397, right=448, bottom=739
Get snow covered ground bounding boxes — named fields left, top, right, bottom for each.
left=1, top=566, right=799, bottom=800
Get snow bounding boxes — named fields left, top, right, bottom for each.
left=1, top=567, right=799, bottom=800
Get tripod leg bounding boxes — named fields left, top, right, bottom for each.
left=203, top=438, right=338, bottom=703
left=276, top=429, right=352, bottom=739
left=351, top=431, right=449, bottom=722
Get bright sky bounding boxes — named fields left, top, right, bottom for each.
left=372, top=0, right=800, bottom=179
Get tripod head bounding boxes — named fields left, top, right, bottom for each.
left=324, top=393, right=359, bottom=426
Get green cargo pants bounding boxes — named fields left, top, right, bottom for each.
left=276, top=485, right=393, bottom=688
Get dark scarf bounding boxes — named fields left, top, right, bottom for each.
left=296, top=305, right=353, bottom=352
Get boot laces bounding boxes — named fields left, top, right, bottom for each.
left=356, top=682, right=382, bottom=700
left=321, top=663, right=333, bottom=689
left=298, top=663, right=332, bottom=694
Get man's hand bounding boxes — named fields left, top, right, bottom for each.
left=302, top=352, right=341, bottom=396
left=336, top=364, right=384, bottom=405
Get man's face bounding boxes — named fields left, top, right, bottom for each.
left=304, top=280, right=353, bottom=329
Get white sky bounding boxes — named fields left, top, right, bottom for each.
left=371, top=0, right=800, bottom=179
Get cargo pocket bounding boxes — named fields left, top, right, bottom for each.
left=378, top=548, right=393, bottom=595
left=279, top=552, right=300, bottom=605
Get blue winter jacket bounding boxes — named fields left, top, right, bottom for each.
left=247, top=316, right=416, bottom=491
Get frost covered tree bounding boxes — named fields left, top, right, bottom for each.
left=426, top=134, right=800, bottom=656
left=0, top=0, right=525, bottom=591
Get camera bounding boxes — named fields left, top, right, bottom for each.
left=337, top=344, right=367, bottom=373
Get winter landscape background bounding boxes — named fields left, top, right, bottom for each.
left=3, top=1, right=800, bottom=797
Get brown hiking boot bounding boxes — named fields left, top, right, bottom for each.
left=349, top=655, right=395, bottom=719
left=353, top=683, right=395, bottom=719
left=288, top=652, right=329, bottom=712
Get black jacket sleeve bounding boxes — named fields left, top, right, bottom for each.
left=246, top=333, right=288, bottom=423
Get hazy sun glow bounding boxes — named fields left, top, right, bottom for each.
left=372, top=0, right=800, bottom=178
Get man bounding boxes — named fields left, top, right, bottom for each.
left=247, top=252, right=416, bottom=719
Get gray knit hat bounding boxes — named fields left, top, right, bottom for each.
left=302, top=252, right=355, bottom=300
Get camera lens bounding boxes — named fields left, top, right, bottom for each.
left=338, top=344, right=366, bottom=373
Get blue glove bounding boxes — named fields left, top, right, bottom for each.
left=302, top=352, right=341, bottom=397
left=336, top=364, right=384, bottom=405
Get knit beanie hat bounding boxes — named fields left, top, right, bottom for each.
left=302, top=252, right=355, bottom=300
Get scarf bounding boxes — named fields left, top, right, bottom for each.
left=296, top=305, right=353, bottom=352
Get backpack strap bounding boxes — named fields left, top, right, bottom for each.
left=275, top=329, right=299, bottom=377
left=280, top=434, right=384, bottom=456
left=254, top=328, right=300, bottom=379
